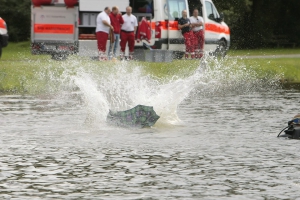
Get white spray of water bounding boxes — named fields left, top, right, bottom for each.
left=72, top=72, right=109, bottom=124
left=70, top=62, right=202, bottom=125
left=30, top=55, right=281, bottom=127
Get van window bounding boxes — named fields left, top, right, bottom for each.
left=167, top=0, right=187, bottom=20
left=205, top=1, right=214, bottom=20
left=212, top=3, right=219, bottom=19
left=205, top=1, right=219, bottom=22
left=130, top=0, right=154, bottom=17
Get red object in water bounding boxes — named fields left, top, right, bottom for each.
left=32, top=0, right=53, bottom=6
left=64, top=0, right=78, bottom=7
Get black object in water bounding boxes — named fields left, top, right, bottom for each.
left=277, top=116, right=300, bottom=139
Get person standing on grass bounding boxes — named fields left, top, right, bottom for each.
left=178, top=10, right=195, bottom=59
left=96, top=7, right=113, bottom=61
left=120, top=6, right=138, bottom=60
left=108, top=6, right=124, bottom=59
left=190, top=8, right=204, bottom=58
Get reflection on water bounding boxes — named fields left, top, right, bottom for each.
left=1, top=90, right=300, bottom=199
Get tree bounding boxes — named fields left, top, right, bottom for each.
left=0, top=0, right=31, bottom=42
left=215, top=0, right=299, bottom=48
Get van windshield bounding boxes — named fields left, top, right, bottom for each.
left=167, top=0, right=187, bottom=20
left=205, top=1, right=219, bottom=21
left=188, top=0, right=203, bottom=16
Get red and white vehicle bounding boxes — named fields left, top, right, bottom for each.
left=31, top=0, right=230, bottom=59
left=0, top=17, right=8, bottom=58
left=137, top=0, right=230, bottom=58
left=31, top=0, right=79, bottom=59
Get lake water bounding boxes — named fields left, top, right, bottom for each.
left=1, top=59, right=300, bottom=199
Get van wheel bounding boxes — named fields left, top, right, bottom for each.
left=215, top=40, right=227, bottom=58
left=51, top=54, right=68, bottom=61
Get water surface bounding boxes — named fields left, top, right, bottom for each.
left=1, top=89, right=300, bottom=199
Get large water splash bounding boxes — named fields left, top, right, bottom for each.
left=27, top=55, right=281, bottom=126
left=70, top=61, right=199, bottom=125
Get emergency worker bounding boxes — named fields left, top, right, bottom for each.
left=96, top=7, right=113, bottom=61
left=190, top=9, right=204, bottom=58
left=120, top=6, right=138, bottom=60
left=108, top=6, right=124, bottom=59
left=178, top=10, right=195, bottom=59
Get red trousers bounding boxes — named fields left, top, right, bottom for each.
left=183, top=31, right=195, bottom=54
left=120, top=31, right=135, bottom=53
left=96, top=31, right=108, bottom=53
left=193, top=30, right=204, bottom=52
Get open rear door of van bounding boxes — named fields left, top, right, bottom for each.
left=31, top=5, right=79, bottom=56
left=166, top=0, right=187, bottom=51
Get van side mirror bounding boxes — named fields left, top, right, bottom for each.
left=219, top=13, right=224, bottom=22
left=208, top=14, right=215, bottom=20
left=214, top=13, right=224, bottom=23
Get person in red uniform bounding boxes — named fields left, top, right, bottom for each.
left=96, top=7, right=113, bottom=61
left=190, top=9, right=204, bottom=58
left=120, top=6, right=138, bottom=60
left=178, top=10, right=195, bottom=59
left=108, top=6, right=124, bottom=59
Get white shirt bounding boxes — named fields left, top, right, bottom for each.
left=96, top=11, right=111, bottom=33
left=189, top=16, right=204, bottom=32
left=121, top=14, right=138, bottom=32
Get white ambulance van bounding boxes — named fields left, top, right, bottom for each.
left=0, top=17, right=9, bottom=58
left=31, top=0, right=230, bottom=59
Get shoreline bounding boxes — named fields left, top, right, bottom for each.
left=1, top=42, right=300, bottom=94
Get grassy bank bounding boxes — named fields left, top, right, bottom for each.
left=1, top=42, right=300, bottom=94
left=227, top=48, right=300, bottom=56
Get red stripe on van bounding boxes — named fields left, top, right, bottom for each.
left=34, top=24, right=74, bottom=34
left=205, top=23, right=230, bottom=34
left=152, top=21, right=230, bottom=34
left=168, top=21, right=179, bottom=30
left=151, top=22, right=155, bottom=29
left=151, top=21, right=179, bottom=30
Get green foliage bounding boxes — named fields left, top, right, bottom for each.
left=0, top=0, right=31, bottom=42
left=228, top=48, right=300, bottom=56
left=214, top=0, right=300, bottom=49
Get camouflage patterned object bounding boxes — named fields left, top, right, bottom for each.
left=107, top=105, right=160, bottom=128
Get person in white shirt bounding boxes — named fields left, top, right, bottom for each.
left=96, top=7, right=113, bottom=61
left=190, top=9, right=204, bottom=59
left=120, top=6, right=138, bottom=60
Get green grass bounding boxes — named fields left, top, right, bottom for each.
left=1, top=41, right=42, bottom=60
left=228, top=48, right=300, bottom=56
left=236, top=58, right=300, bottom=82
left=1, top=41, right=300, bottom=94
left=4, top=41, right=300, bottom=60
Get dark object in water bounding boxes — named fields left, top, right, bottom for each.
left=107, top=105, right=160, bottom=128
left=277, top=115, right=300, bottom=139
